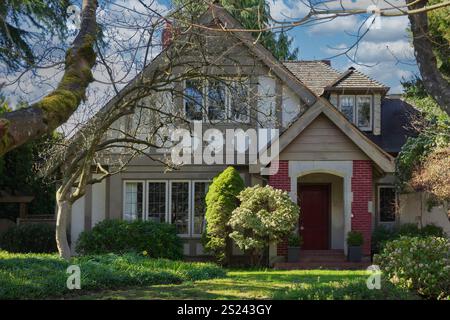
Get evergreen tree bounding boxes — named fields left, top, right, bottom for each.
left=0, top=0, right=71, bottom=70
left=203, top=166, right=245, bottom=265
left=173, top=0, right=299, bottom=60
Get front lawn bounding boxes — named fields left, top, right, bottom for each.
left=0, top=251, right=225, bottom=299
left=79, top=269, right=418, bottom=300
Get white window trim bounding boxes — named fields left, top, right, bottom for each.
left=169, top=180, right=191, bottom=238
left=377, top=185, right=398, bottom=224
left=191, top=180, right=211, bottom=237
left=146, top=180, right=168, bottom=223
left=122, top=180, right=146, bottom=221
left=356, top=95, right=373, bottom=131
left=339, top=95, right=356, bottom=123
left=183, top=79, right=251, bottom=124
left=123, top=179, right=211, bottom=238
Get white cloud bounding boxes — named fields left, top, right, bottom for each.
left=269, top=0, right=310, bottom=21
left=364, top=16, right=410, bottom=42
left=325, top=39, right=414, bottom=64
left=308, top=15, right=360, bottom=35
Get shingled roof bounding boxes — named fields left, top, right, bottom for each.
left=283, top=60, right=341, bottom=96
left=327, top=67, right=389, bottom=92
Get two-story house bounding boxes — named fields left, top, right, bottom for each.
left=68, top=5, right=450, bottom=264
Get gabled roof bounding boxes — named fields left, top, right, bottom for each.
left=283, top=60, right=341, bottom=96
left=273, top=97, right=395, bottom=173
left=197, top=5, right=318, bottom=106
left=326, top=67, right=389, bottom=93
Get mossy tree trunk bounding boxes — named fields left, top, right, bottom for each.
left=406, top=0, right=450, bottom=115
left=0, top=0, right=98, bottom=155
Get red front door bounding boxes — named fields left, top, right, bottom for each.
left=298, top=184, right=330, bottom=250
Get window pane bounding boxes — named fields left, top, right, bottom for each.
left=185, top=80, right=203, bottom=121
left=207, top=80, right=226, bottom=121
left=357, top=96, right=371, bottom=129
left=148, top=182, right=166, bottom=223
left=193, top=182, right=209, bottom=234
left=124, top=182, right=143, bottom=221
left=171, top=182, right=189, bottom=234
left=230, top=82, right=249, bottom=122
left=340, top=96, right=354, bottom=122
left=379, top=187, right=396, bottom=222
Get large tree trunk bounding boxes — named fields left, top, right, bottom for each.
left=0, top=0, right=98, bottom=155
left=56, top=188, right=72, bottom=260
left=407, top=0, right=450, bottom=114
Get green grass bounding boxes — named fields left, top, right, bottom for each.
left=78, top=269, right=419, bottom=300
left=0, top=251, right=225, bottom=299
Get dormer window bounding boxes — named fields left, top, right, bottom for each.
left=339, top=95, right=373, bottom=131
left=356, top=95, right=372, bottom=131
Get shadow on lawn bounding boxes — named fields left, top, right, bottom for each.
left=76, top=270, right=418, bottom=300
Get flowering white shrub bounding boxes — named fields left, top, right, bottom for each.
left=228, top=185, right=299, bottom=263
left=374, top=236, right=450, bottom=299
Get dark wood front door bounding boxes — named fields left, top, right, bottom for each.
left=298, top=184, right=330, bottom=250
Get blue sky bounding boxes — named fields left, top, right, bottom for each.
left=267, top=0, right=418, bottom=93
left=2, top=0, right=419, bottom=110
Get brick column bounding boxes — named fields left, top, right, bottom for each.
left=268, top=160, right=291, bottom=257
left=351, top=160, right=373, bottom=255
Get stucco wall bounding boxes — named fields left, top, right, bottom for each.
left=399, top=192, right=450, bottom=236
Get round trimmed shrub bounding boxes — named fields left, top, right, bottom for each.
left=374, top=236, right=450, bottom=299
left=0, top=223, right=57, bottom=253
left=75, top=219, right=183, bottom=260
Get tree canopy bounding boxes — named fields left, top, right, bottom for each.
left=0, top=0, right=70, bottom=71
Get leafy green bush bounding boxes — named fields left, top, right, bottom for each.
left=229, top=185, right=299, bottom=266
left=204, top=166, right=245, bottom=265
left=0, top=223, right=56, bottom=253
left=371, top=223, right=445, bottom=254
left=0, top=251, right=225, bottom=299
left=374, top=236, right=450, bottom=299
left=347, top=231, right=364, bottom=247
left=76, top=219, right=182, bottom=259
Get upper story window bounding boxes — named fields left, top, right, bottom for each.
left=185, top=80, right=204, bottom=121
left=184, top=79, right=250, bottom=123
left=339, top=95, right=373, bottom=131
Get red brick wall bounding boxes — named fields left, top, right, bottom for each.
left=268, top=160, right=291, bottom=257
left=351, top=160, right=373, bottom=255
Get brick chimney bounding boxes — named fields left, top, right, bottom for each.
left=161, top=20, right=173, bottom=49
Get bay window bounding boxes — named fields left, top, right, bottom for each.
left=123, top=180, right=209, bottom=237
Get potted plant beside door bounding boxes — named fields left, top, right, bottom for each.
left=347, top=231, right=364, bottom=262
left=287, top=233, right=303, bottom=262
